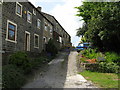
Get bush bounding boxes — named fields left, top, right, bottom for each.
left=98, top=62, right=119, bottom=73
left=84, top=62, right=119, bottom=73
left=46, top=39, right=58, bottom=56
left=8, top=51, right=32, bottom=73
left=105, top=52, right=120, bottom=65
left=81, top=49, right=120, bottom=64
left=81, top=48, right=98, bottom=59
left=2, top=65, right=25, bottom=89
left=80, top=49, right=119, bottom=73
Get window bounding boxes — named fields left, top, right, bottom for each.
left=34, top=34, right=39, bottom=48
left=6, top=20, right=17, bottom=43
left=16, top=2, right=22, bottom=17
left=59, top=36, right=62, bottom=43
left=37, top=19, right=41, bottom=29
left=43, top=37, right=47, bottom=44
left=0, top=0, right=3, bottom=4
left=27, top=11, right=32, bottom=23
left=33, top=9, right=36, bottom=15
left=50, top=25, right=53, bottom=34
left=45, top=22, right=47, bottom=31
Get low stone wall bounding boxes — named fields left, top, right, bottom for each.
left=77, top=54, right=99, bottom=72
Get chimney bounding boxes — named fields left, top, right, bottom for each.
left=37, top=7, right=42, bottom=12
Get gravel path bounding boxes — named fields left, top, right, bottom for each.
left=22, top=51, right=97, bottom=88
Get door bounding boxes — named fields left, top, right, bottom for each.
left=25, top=31, right=30, bottom=51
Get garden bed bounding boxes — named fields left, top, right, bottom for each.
left=77, top=49, right=119, bottom=73
left=77, top=48, right=119, bottom=88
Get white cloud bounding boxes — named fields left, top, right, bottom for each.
left=49, top=0, right=83, bottom=46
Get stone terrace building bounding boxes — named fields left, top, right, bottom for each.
left=42, top=13, right=72, bottom=50
left=2, top=2, right=45, bottom=52
left=1, top=1, right=71, bottom=63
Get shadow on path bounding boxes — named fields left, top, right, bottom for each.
left=22, top=51, right=70, bottom=88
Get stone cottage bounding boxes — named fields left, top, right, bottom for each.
left=1, top=1, right=71, bottom=64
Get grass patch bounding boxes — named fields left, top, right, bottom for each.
left=79, top=70, right=119, bottom=88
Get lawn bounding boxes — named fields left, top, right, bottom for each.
left=79, top=70, right=119, bottom=88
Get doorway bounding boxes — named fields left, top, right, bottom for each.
left=25, top=31, right=30, bottom=51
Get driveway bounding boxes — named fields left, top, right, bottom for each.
left=22, top=50, right=97, bottom=88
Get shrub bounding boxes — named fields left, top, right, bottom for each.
left=80, top=49, right=119, bottom=73
left=96, top=52, right=106, bottom=62
left=46, top=39, right=58, bottom=56
left=2, top=65, right=25, bottom=89
left=98, top=62, right=119, bottom=73
left=84, top=62, right=119, bottom=73
left=8, top=51, right=32, bottom=73
left=81, top=48, right=98, bottom=59
left=105, top=52, right=120, bottom=64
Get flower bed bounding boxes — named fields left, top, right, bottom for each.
left=79, top=55, right=99, bottom=71
left=78, top=49, right=119, bottom=73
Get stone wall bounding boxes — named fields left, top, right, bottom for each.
left=2, top=2, right=44, bottom=53
left=2, top=2, right=44, bottom=64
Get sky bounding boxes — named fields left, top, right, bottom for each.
left=29, top=0, right=84, bottom=46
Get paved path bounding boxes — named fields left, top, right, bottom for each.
left=23, top=51, right=97, bottom=88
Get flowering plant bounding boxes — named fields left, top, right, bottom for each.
left=85, top=59, right=97, bottom=63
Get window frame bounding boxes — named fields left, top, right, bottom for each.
left=6, top=20, right=17, bottom=43
left=59, top=36, right=62, bottom=43
left=50, top=25, right=53, bottom=35
left=16, top=2, right=22, bottom=17
left=33, top=8, right=36, bottom=15
left=34, top=34, right=39, bottom=48
left=37, top=19, right=41, bottom=29
left=45, top=22, right=48, bottom=31
left=25, top=31, right=31, bottom=51
left=27, top=11, right=32, bottom=23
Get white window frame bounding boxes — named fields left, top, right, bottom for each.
left=16, top=2, right=22, bottom=17
left=25, top=31, right=30, bottom=51
left=34, top=34, right=39, bottom=48
left=50, top=25, right=53, bottom=35
left=37, top=19, right=41, bottom=29
left=33, top=8, right=36, bottom=15
left=59, top=36, right=62, bottom=43
left=27, top=11, right=32, bottom=23
left=45, top=22, right=48, bottom=31
left=6, top=20, right=17, bottom=43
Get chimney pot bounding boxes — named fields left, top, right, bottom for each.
left=37, top=7, right=42, bottom=12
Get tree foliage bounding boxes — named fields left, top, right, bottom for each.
left=76, top=2, right=120, bottom=52
left=76, top=23, right=88, bottom=37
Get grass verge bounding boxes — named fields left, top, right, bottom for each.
left=79, top=70, right=119, bottom=88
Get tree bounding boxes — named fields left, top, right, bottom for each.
left=76, top=2, right=120, bottom=52
left=76, top=22, right=88, bottom=37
